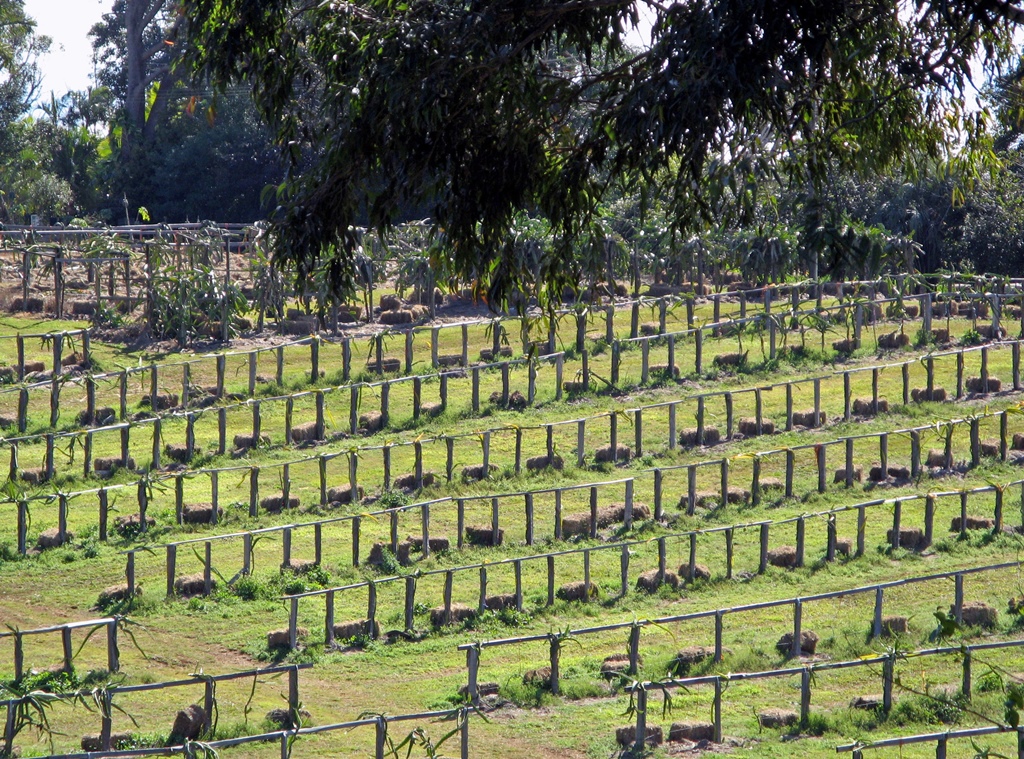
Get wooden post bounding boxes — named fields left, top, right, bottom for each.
left=555, top=490, right=563, bottom=540
left=956, top=350, right=965, bottom=399
left=882, top=655, right=894, bottom=713
left=786, top=383, right=794, bottom=431
left=107, top=619, right=119, bottom=672
left=525, top=493, right=534, bottom=545
left=844, top=372, right=851, bottom=421
left=696, top=396, right=705, bottom=446
left=845, top=438, right=855, bottom=489
left=214, top=354, right=225, bottom=398
left=119, top=370, right=128, bottom=420
left=855, top=504, right=866, bottom=557
left=891, top=499, right=902, bottom=550
left=15, top=335, right=24, bottom=381
left=404, top=577, right=415, bottom=631
left=817, top=444, right=826, bottom=493
left=687, top=465, right=697, bottom=516
left=248, top=351, right=258, bottom=396
left=548, top=635, right=561, bottom=696
left=421, top=503, right=431, bottom=557
left=791, top=599, right=803, bottom=658
left=547, top=555, right=555, bottom=606
left=619, top=544, right=629, bottom=597
left=713, top=678, right=723, bottom=742
left=17, top=387, right=27, bottom=432
left=800, top=667, right=811, bottom=728
left=653, top=468, right=663, bottom=520
left=514, top=559, right=523, bottom=611
left=352, top=517, right=361, bottom=567
left=795, top=517, right=805, bottom=567
left=759, top=522, right=769, bottom=573
left=49, top=377, right=59, bottom=428
left=149, top=363, right=159, bottom=412
left=203, top=541, right=213, bottom=595
left=443, top=569, right=453, bottom=625
left=98, top=490, right=108, bottom=542
left=490, top=497, right=501, bottom=547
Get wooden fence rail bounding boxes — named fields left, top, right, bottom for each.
left=15, top=705, right=471, bottom=759
left=4, top=390, right=1018, bottom=556
left=624, top=638, right=1024, bottom=751
left=270, top=480, right=1023, bottom=651
left=0, top=617, right=120, bottom=681
left=1, top=332, right=1019, bottom=511
left=0, top=283, right=1018, bottom=441
left=837, top=724, right=1024, bottom=757
left=458, top=560, right=1022, bottom=700
left=1, top=663, right=311, bottom=755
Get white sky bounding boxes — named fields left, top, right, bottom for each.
left=24, top=0, right=108, bottom=100
left=21, top=1, right=656, bottom=103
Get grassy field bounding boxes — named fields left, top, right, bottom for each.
left=1, top=295, right=1024, bottom=758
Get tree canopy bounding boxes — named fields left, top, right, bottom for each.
left=181, top=0, right=1024, bottom=308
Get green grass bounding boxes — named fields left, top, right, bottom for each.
left=2, top=303, right=1024, bottom=758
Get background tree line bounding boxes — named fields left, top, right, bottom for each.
left=0, top=0, right=282, bottom=226
left=2, top=1, right=1024, bottom=294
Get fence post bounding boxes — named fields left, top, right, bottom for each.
left=633, top=687, right=647, bottom=753
left=751, top=456, right=761, bottom=506
left=724, top=391, right=734, bottom=437
left=525, top=493, right=534, bottom=546
left=203, top=541, right=213, bottom=595
left=547, top=555, right=555, bottom=606
left=16, top=500, right=26, bottom=556
left=954, top=573, right=964, bottom=624
left=422, top=503, right=431, bottom=558
left=882, top=654, right=894, bottom=713
left=817, top=444, right=826, bottom=493
left=800, top=667, right=811, bottom=728
left=786, top=383, right=794, bottom=431
left=844, top=372, right=852, bottom=421
left=708, top=610, right=724, bottom=667
left=891, top=500, right=902, bottom=550
left=713, top=678, right=723, bottom=742
left=872, top=587, right=884, bottom=638
left=620, top=544, right=629, bottom=597
left=720, top=458, right=729, bottom=508
left=404, top=577, right=416, bottom=631
left=956, top=350, right=964, bottom=399
left=107, top=619, right=119, bottom=672
left=549, top=635, right=561, bottom=696
left=515, top=559, right=523, bottom=611
left=790, top=599, right=803, bottom=658
left=466, top=647, right=480, bottom=705
left=963, top=647, right=973, bottom=701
